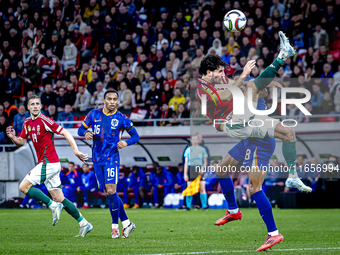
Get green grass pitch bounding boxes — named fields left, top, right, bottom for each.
left=0, top=208, right=339, bottom=254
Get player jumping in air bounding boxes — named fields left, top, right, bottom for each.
left=215, top=73, right=283, bottom=251
left=78, top=89, right=140, bottom=239
left=196, top=31, right=312, bottom=193
left=6, top=95, right=93, bottom=237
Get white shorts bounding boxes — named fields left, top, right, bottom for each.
left=25, top=162, right=62, bottom=191
left=223, top=115, right=280, bottom=140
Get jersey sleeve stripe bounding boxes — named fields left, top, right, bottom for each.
left=82, top=122, right=89, bottom=129
left=41, top=115, right=54, bottom=125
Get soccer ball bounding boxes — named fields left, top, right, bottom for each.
left=223, top=10, right=247, bottom=32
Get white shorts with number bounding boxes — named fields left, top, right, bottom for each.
left=223, top=115, right=280, bottom=140
left=25, top=162, right=62, bottom=191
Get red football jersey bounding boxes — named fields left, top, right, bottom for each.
left=196, top=78, right=234, bottom=125
left=20, top=114, right=63, bottom=163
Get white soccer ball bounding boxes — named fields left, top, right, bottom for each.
left=223, top=10, right=247, bottom=32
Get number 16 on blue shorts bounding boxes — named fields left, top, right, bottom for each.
left=94, top=164, right=119, bottom=190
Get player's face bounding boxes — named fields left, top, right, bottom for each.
left=28, top=99, right=42, bottom=117
left=210, top=66, right=224, bottom=84
left=104, top=92, right=119, bottom=112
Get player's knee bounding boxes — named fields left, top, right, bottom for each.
left=285, top=127, right=296, bottom=142
left=19, top=183, right=28, bottom=194
left=139, top=186, right=144, bottom=192
left=249, top=179, right=262, bottom=194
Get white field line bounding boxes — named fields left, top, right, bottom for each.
left=140, top=247, right=340, bottom=255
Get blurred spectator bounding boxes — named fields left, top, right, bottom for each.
left=148, top=164, right=175, bottom=208
left=169, top=88, right=185, bottom=111
left=73, top=85, right=92, bottom=112
left=0, top=115, right=8, bottom=144
left=91, top=82, right=107, bottom=108
left=4, top=99, right=18, bottom=124
left=132, top=84, right=146, bottom=109
left=45, top=104, right=58, bottom=121
left=13, top=105, right=29, bottom=134
left=319, top=92, right=334, bottom=114
left=312, top=24, right=329, bottom=51
left=311, top=84, right=324, bottom=113
left=79, top=163, right=97, bottom=209
left=79, top=25, right=97, bottom=64
left=61, top=38, right=77, bottom=72
left=145, top=78, right=162, bottom=106
left=56, top=87, right=66, bottom=112
left=79, top=63, right=93, bottom=86
left=286, top=100, right=304, bottom=123
left=124, top=71, right=140, bottom=92
left=18, top=56, right=42, bottom=93
left=161, top=83, right=173, bottom=105
left=144, top=101, right=162, bottom=126
left=57, top=104, right=74, bottom=128
left=127, top=166, right=148, bottom=209
left=191, top=48, right=204, bottom=71
left=320, top=63, right=334, bottom=86
left=159, top=103, right=173, bottom=126
left=6, top=71, right=21, bottom=98
left=171, top=103, right=190, bottom=126
left=65, top=83, right=77, bottom=106
left=118, top=81, right=132, bottom=110
left=87, top=72, right=101, bottom=95
left=62, top=162, right=81, bottom=206
left=108, top=61, right=120, bottom=80
left=84, top=0, right=99, bottom=21
left=41, top=83, right=57, bottom=109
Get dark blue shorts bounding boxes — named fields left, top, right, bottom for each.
left=93, top=163, right=119, bottom=190
left=228, top=138, right=276, bottom=170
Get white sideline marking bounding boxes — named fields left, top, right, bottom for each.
left=141, top=247, right=340, bottom=255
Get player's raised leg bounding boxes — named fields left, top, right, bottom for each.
left=252, top=31, right=296, bottom=94
left=274, top=124, right=312, bottom=192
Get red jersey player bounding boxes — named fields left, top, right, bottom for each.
left=6, top=95, right=93, bottom=237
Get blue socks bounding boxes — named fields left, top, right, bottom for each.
left=134, top=187, right=139, bottom=204
left=200, top=193, right=207, bottom=209
left=118, top=196, right=128, bottom=222
left=219, top=174, right=238, bottom=210
left=252, top=190, right=277, bottom=234
left=186, top=195, right=193, bottom=209
left=107, top=193, right=119, bottom=224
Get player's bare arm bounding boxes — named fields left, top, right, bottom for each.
left=6, top=126, right=26, bottom=147
left=213, top=60, right=256, bottom=102
left=60, top=128, right=88, bottom=163
left=184, top=157, right=189, bottom=182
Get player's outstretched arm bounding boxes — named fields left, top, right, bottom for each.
left=6, top=126, right=26, bottom=147
left=60, top=129, right=88, bottom=163
left=233, top=60, right=256, bottom=89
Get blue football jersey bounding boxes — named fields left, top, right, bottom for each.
left=81, top=108, right=134, bottom=164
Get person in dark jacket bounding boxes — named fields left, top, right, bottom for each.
left=127, top=166, right=148, bottom=209
left=98, top=15, right=117, bottom=47
left=6, top=71, right=21, bottom=97
left=148, top=165, right=175, bottom=208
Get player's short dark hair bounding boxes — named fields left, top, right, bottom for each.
left=199, top=54, right=226, bottom=75
left=69, top=162, right=74, bottom=165
left=132, top=166, right=139, bottom=171
left=104, top=89, right=119, bottom=99
left=27, top=95, right=41, bottom=105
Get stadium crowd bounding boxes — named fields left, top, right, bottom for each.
left=1, top=0, right=340, bottom=143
